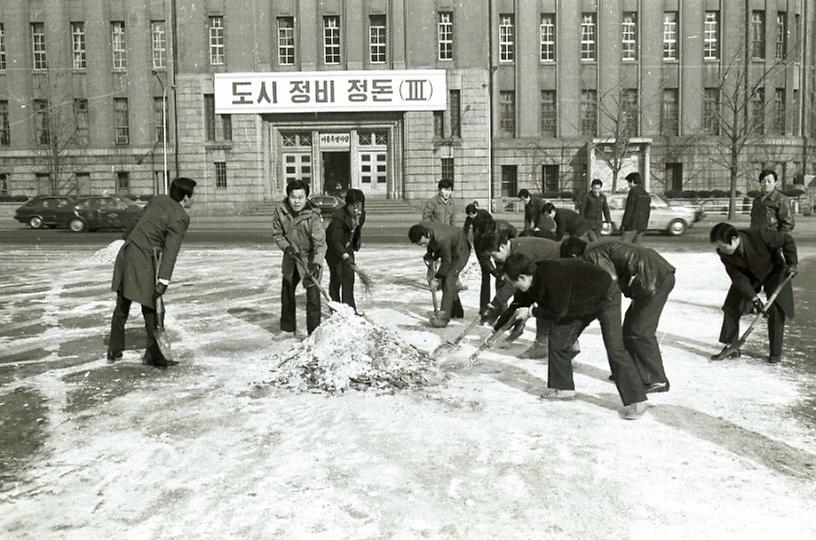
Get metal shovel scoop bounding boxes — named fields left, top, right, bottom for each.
left=153, top=248, right=175, bottom=361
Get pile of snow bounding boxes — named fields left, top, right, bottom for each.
left=270, top=303, right=443, bottom=393
left=88, top=239, right=124, bottom=265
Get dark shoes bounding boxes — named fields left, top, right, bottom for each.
left=106, top=351, right=123, bottom=364
left=142, top=351, right=178, bottom=370
left=710, top=345, right=740, bottom=361
left=768, top=355, right=782, bottom=364
left=645, top=381, right=670, bottom=394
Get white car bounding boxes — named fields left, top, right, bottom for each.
left=602, top=193, right=704, bottom=236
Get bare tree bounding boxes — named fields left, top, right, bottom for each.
left=37, top=97, right=82, bottom=195
left=595, top=85, right=646, bottom=193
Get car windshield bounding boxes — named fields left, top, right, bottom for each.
left=651, top=194, right=669, bottom=208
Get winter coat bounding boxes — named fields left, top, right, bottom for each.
left=422, top=221, right=470, bottom=277
left=717, top=227, right=797, bottom=318
left=422, top=193, right=456, bottom=225
left=621, top=185, right=651, bottom=231
left=325, top=205, right=365, bottom=263
left=750, top=189, right=794, bottom=232
left=492, top=236, right=561, bottom=306
left=578, top=192, right=611, bottom=229
left=524, top=196, right=555, bottom=232
left=581, top=239, right=675, bottom=298
left=111, top=195, right=190, bottom=308
left=515, top=259, right=613, bottom=324
left=553, top=208, right=592, bottom=240
left=271, top=198, right=327, bottom=282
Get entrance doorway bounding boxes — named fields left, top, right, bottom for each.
left=322, top=152, right=350, bottom=197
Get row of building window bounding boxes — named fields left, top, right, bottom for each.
left=498, top=10, right=794, bottom=64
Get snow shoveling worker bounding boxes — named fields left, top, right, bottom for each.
left=560, top=237, right=674, bottom=394
left=325, top=188, right=366, bottom=315
left=501, top=253, right=650, bottom=420
left=272, top=179, right=327, bottom=336
left=479, top=232, right=560, bottom=359
left=517, top=188, right=557, bottom=240
left=422, top=178, right=456, bottom=225
left=709, top=222, right=798, bottom=364
left=107, top=176, right=196, bottom=369
left=408, top=221, right=470, bottom=328
left=541, top=202, right=594, bottom=242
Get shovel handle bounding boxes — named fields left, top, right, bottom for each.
left=730, top=271, right=795, bottom=352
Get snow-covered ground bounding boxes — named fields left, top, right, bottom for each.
left=1, top=243, right=815, bottom=538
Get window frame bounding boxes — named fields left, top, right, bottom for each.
left=621, top=89, right=639, bottom=136
left=277, top=17, right=295, bottom=65
left=773, top=88, right=785, bottom=135
left=621, top=12, right=638, bottom=62
left=580, top=90, right=597, bottom=137
left=369, top=15, right=387, bottom=64
left=151, top=21, right=167, bottom=70
left=111, top=21, right=127, bottom=71
left=704, top=12, right=719, bottom=61
left=33, top=99, right=49, bottom=145
left=0, top=23, right=5, bottom=72
left=661, top=88, right=679, bottom=136
left=776, top=12, right=786, bottom=60
left=703, top=88, right=720, bottom=135
left=499, top=90, right=515, bottom=137
left=499, top=14, right=515, bottom=63
left=154, top=97, right=165, bottom=142
left=540, top=90, right=557, bottom=138
left=209, top=16, right=225, bottom=65
left=438, top=12, right=454, bottom=61
left=449, top=89, right=461, bottom=138
left=113, top=98, right=130, bottom=145
left=71, top=22, right=86, bottom=70
left=751, top=11, right=765, bottom=60
left=539, top=14, right=555, bottom=63
left=751, top=87, right=765, bottom=134
left=580, top=13, right=596, bottom=62
left=662, top=12, right=678, bottom=61
left=441, top=158, right=454, bottom=184
left=215, top=161, right=228, bottom=189
left=31, top=23, right=47, bottom=71
left=0, top=100, right=9, bottom=146
left=73, top=99, right=89, bottom=146
left=323, top=16, right=341, bottom=65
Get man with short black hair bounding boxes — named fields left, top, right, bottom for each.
left=272, top=179, right=327, bottom=336
left=542, top=202, right=593, bottom=241
left=750, top=169, right=794, bottom=232
left=422, top=178, right=456, bottom=225
left=620, top=172, right=651, bottom=244
left=108, top=176, right=196, bottom=369
left=463, top=203, right=517, bottom=312
left=517, top=189, right=556, bottom=238
left=577, top=179, right=611, bottom=240
left=709, top=222, right=798, bottom=363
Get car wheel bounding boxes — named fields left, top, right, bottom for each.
left=667, top=219, right=687, bottom=236
left=28, top=216, right=44, bottom=229
left=69, top=218, right=87, bottom=233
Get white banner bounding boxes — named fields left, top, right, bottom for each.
left=214, top=70, right=447, bottom=114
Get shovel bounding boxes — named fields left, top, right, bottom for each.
left=462, top=310, right=531, bottom=365
left=289, top=251, right=345, bottom=313
left=424, top=259, right=440, bottom=320
left=152, top=248, right=175, bottom=362
left=717, top=271, right=795, bottom=359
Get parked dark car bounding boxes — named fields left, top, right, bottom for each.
left=69, top=196, right=144, bottom=233
left=310, top=194, right=342, bottom=219
left=14, top=195, right=79, bottom=229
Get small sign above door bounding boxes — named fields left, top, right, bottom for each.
left=319, top=132, right=350, bottom=149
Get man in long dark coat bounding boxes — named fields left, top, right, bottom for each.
left=325, top=188, right=365, bottom=313
left=620, top=172, right=651, bottom=244
left=108, top=177, right=196, bottom=368
left=709, top=223, right=798, bottom=363
left=409, top=221, right=471, bottom=327
left=463, top=202, right=518, bottom=312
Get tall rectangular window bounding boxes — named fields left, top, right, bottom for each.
left=31, top=23, right=47, bottom=70
left=499, top=14, right=514, bottom=63
left=0, top=24, right=5, bottom=72
left=539, top=14, right=555, bottom=62
left=369, top=15, right=386, bottom=64
left=621, top=13, right=637, bottom=61
left=111, top=21, right=127, bottom=70
left=773, top=88, right=785, bottom=135
left=752, top=88, right=765, bottom=134
left=663, top=12, right=678, bottom=61
left=703, top=88, right=720, bottom=135
left=151, top=21, right=166, bottom=69
left=752, top=11, right=765, bottom=59
left=776, top=13, right=787, bottom=60
left=154, top=97, right=165, bottom=141
left=581, top=14, right=596, bottom=61
left=661, top=89, right=679, bottom=136
left=793, top=89, right=800, bottom=135
left=204, top=94, right=216, bottom=141
left=433, top=110, right=444, bottom=138
left=499, top=91, right=515, bottom=137
left=209, top=16, right=225, bottom=65
left=438, top=12, right=453, bottom=61
left=704, top=12, right=719, bottom=60
left=622, top=89, right=638, bottom=136
left=215, top=162, right=227, bottom=189
left=277, top=17, right=295, bottom=65
left=540, top=90, right=557, bottom=137
left=117, top=171, right=129, bottom=194
left=0, top=100, right=9, bottom=146
left=221, top=114, right=232, bottom=141
left=0, top=174, right=7, bottom=195
left=71, top=22, right=86, bottom=70
left=34, top=100, right=49, bottom=145
left=501, top=165, right=517, bottom=197
left=74, top=99, right=89, bottom=146
left=449, top=90, right=461, bottom=138
left=441, top=158, right=454, bottom=183
left=542, top=165, right=559, bottom=193
left=580, top=90, right=597, bottom=137
left=114, top=98, right=129, bottom=145
left=323, top=16, right=341, bottom=64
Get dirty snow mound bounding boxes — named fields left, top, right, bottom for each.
left=89, top=239, right=124, bottom=265
left=270, top=304, right=443, bottom=392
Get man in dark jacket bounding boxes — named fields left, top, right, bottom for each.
left=542, top=202, right=593, bottom=241
left=463, top=202, right=518, bottom=312
left=422, top=178, right=456, bottom=225
left=108, top=177, right=196, bottom=368
left=709, top=223, right=798, bottom=363
left=325, top=188, right=365, bottom=313
left=750, top=169, right=794, bottom=232
left=620, top=172, right=651, bottom=244
left=577, top=179, right=611, bottom=240
left=409, top=221, right=471, bottom=327
left=501, top=253, right=650, bottom=420
left=561, top=237, right=675, bottom=392
left=518, top=189, right=557, bottom=238
left=272, top=180, right=327, bottom=336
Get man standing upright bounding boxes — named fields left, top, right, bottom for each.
left=108, top=176, right=196, bottom=369
left=620, top=172, right=651, bottom=244
left=578, top=179, right=612, bottom=240
left=750, top=169, right=794, bottom=232
left=272, top=179, right=327, bottom=336
left=422, top=178, right=456, bottom=225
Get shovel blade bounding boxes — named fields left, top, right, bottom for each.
left=154, top=327, right=175, bottom=361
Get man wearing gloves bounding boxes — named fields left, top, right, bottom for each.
left=272, top=180, right=327, bottom=336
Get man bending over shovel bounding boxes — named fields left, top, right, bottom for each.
left=107, top=176, right=196, bottom=369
